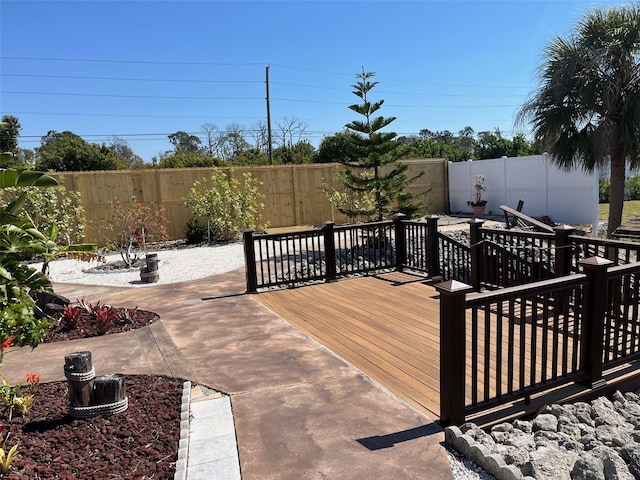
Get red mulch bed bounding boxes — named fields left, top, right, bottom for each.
left=45, top=307, right=159, bottom=343
left=5, top=308, right=183, bottom=479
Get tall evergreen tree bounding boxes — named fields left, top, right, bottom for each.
left=341, top=69, right=424, bottom=221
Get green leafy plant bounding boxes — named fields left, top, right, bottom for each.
left=0, top=443, right=18, bottom=474
left=184, top=216, right=207, bottom=244
left=323, top=170, right=377, bottom=224
left=0, top=291, right=53, bottom=353
left=1, top=372, right=39, bottom=420
left=92, top=198, right=169, bottom=268
left=0, top=178, right=85, bottom=246
left=184, top=168, right=268, bottom=242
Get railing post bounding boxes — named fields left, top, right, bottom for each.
left=243, top=229, right=258, bottom=294
left=469, top=219, right=484, bottom=290
left=579, top=256, right=613, bottom=388
left=393, top=213, right=407, bottom=272
left=323, top=221, right=337, bottom=282
left=426, top=215, right=440, bottom=279
left=435, top=280, right=473, bottom=426
left=554, top=224, right=576, bottom=277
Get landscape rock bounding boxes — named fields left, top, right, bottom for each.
left=445, top=389, right=640, bottom=480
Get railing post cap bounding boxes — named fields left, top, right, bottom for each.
left=425, top=214, right=440, bottom=220
left=579, top=256, right=614, bottom=268
left=242, top=228, right=255, bottom=234
left=323, top=221, right=335, bottom=226
left=554, top=224, right=576, bottom=233
left=467, top=218, right=484, bottom=226
left=392, top=213, right=407, bottom=220
left=434, top=279, right=474, bottom=294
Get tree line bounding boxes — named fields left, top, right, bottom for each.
left=0, top=114, right=539, bottom=172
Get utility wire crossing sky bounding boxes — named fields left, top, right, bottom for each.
left=0, top=0, right=626, bottom=162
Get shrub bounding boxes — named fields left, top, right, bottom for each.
left=323, top=170, right=377, bottom=223
left=184, top=217, right=207, bottom=244
left=599, top=177, right=610, bottom=203
left=92, top=198, right=169, bottom=267
left=184, top=168, right=268, bottom=242
left=0, top=178, right=85, bottom=245
left=626, top=175, right=640, bottom=201
left=0, top=291, right=53, bottom=351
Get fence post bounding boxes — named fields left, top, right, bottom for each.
left=469, top=219, right=484, bottom=290
left=436, top=280, right=473, bottom=426
left=323, top=221, right=337, bottom=282
left=579, top=256, right=612, bottom=388
left=554, top=224, right=576, bottom=277
left=243, top=229, right=258, bottom=293
left=393, top=213, right=407, bottom=272
left=426, top=215, right=440, bottom=279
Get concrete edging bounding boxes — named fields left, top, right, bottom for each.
left=174, top=380, right=192, bottom=480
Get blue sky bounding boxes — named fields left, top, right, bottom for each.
left=0, top=0, right=628, bottom=162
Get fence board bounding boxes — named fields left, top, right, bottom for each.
left=52, top=160, right=447, bottom=243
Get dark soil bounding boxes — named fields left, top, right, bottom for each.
left=4, top=375, right=182, bottom=479
left=45, top=308, right=159, bottom=343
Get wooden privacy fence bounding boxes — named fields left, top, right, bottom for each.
left=53, top=159, right=447, bottom=244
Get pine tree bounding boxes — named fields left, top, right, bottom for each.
left=339, top=68, right=425, bottom=221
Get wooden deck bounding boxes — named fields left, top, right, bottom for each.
left=256, top=272, right=444, bottom=419
left=255, top=272, right=640, bottom=424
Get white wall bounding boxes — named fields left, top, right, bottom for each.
left=448, top=155, right=599, bottom=233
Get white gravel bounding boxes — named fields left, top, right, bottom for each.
left=33, top=242, right=247, bottom=287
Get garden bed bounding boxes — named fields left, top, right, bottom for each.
left=5, top=374, right=182, bottom=479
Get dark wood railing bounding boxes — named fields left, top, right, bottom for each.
left=244, top=216, right=409, bottom=292
left=436, top=256, right=640, bottom=425
left=244, top=216, right=640, bottom=292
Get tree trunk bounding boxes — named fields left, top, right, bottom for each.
left=607, top=146, right=626, bottom=238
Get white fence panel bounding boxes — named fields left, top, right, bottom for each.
left=448, top=155, right=598, bottom=233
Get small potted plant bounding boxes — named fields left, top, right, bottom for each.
left=467, top=174, right=487, bottom=216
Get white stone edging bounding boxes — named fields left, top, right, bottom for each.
left=174, top=380, right=191, bottom=480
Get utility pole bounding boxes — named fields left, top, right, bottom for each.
left=266, top=65, right=273, bottom=165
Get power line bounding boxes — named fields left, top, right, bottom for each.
left=2, top=56, right=532, bottom=90
left=1, top=56, right=264, bottom=67
left=8, top=111, right=256, bottom=120
left=3, top=90, right=522, bottom=108
left=1, top=74, right=527, bottom=98
left=1, top=73, right=263, bottom=85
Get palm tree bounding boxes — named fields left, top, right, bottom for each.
left=516, top=3, right=640, bottom=237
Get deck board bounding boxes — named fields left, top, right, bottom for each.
left=256, top=273, right=444, bottom=418
left=255, top=272, right=582, bottom=421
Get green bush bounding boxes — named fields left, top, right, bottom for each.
left=0, top=291, right=53, bottom=351
left=184, top=217, right=207, bottom=244
left=599, top=178, right=610, bottom=203
left=1, top=179, right=85, bottom=245
left=626, top=175, right=640, bottom=201
left=184, top=168, right=268, bottom=242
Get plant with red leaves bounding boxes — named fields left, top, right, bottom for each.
left=92, top=305, right=116, bottom=334
left=60, top=304, right=82, bottom=330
